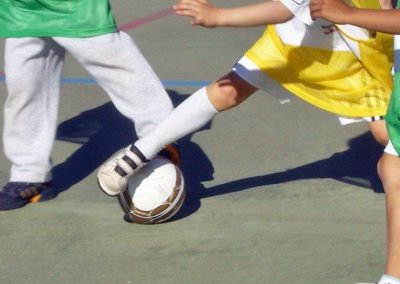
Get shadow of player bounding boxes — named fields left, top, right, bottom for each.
left=52, top=89, right=384, bottom=223
left=171, top=130, right=384, bottom=222
left=52, top=90, right=213, bottom=220
left=52, top=102, right=137, bottom=192
left=202, top=131, right=384, bottom=197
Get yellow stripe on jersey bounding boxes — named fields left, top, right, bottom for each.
left=245, top=25, right=393, bottom=117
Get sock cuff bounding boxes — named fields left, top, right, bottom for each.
left=379, top=274, right=400, bottom=284
left=194, top=86, right=218, bottom=114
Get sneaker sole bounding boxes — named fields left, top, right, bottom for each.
left=29, top=189, right=59, bottom=203
left=0, top=183, right=57, bottom=210
left=30, top=194, right=42, bottom=203
left=97, top=178, right=121, bottom=197
left=1, top=194, right=53, bottom=210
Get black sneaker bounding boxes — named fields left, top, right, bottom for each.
left=0, top=182, right=57, bottom=210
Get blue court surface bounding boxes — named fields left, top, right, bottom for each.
left=0, top=1, right=388, bottom=283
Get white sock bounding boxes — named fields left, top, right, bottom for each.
left=378, top=274, right=400, bottom=284
left=134, top=87, right=218, bottom=159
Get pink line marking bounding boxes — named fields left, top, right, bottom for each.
left=118, top=7, right=174, bottom=31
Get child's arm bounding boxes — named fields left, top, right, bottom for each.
left=310, top=0, right=400, bottom=34
left=173, top=0, right=294, bottom=28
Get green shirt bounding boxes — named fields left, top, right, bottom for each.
left=384, top=3, right=400, bottom=155
left=0, top=0, right=117, bottom=38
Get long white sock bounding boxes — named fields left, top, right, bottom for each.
left=134, top=87, right=218, bottom=159
left=378, top=274, right=400, bottom=284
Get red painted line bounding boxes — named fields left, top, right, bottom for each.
left=0, top=8, right=175, bottom=79
left=118, top=7, right=174, bottom=31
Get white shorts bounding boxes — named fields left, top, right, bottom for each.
left=232, top=56, right=384, bottom=125
left=384, top=139, right=399, bottom=156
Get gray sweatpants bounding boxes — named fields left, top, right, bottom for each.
left=4, top=31, right=173, bottom=182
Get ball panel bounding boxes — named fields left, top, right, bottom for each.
left=153, top=188, right=186, bottom=224
left=129, top=157, right=177, bottom=211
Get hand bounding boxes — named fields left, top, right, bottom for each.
left=173, top=0, right=221, bottom=28
left=309, top=0, right=353, bottom=23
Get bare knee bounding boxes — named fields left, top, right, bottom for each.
left=378, top=153, right=400, bottom=194
left=207, top=83, right=241, bottom=110
left=207, top=72, right=257, bottom=111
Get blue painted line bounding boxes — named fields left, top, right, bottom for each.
left=0, top=76, right=209, bottom=88
left=61, top=77, right=96, bottom=84
left=162, top=80, right=210, bottom=87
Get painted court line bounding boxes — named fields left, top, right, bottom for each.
left=0, top=76, right=209, bottom=88
left=0, top=7, right=208, bottom=88
left=119, top=7, right=175, bottom=31
left=60, top=77, right=210, bottom=88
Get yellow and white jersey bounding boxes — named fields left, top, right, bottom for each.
left=239, top=0, right=393, bottom=117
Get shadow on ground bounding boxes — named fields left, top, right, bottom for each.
left=52, top=101, right=137, bottom=192
left=52, top=90, right=384, bottom=222
left=174, top=130, right=384, bottom=222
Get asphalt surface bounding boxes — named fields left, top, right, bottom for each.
left=0, top=1, right=388, bottom=283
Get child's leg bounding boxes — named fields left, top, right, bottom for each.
left=4, top=37, right=65, bottom=182
left=53, top=32, right=173, bottom=138
left=368, top=119, right=389, bottom=146
left=135, top=71, right=257, bottom=159
left=97, top=71, right=257, bottom=196
left=378, top=150, right=400, bottom=278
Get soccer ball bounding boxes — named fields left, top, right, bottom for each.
left=117, top=156, right=185, bottom=224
